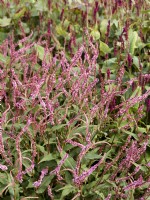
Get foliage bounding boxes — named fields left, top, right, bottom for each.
left=0, top=0, right=150, bottom=199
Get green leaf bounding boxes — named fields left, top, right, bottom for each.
left=39, top=154, right=56, bottom=163
left=122, top=129, right=138, bottom=140
left=51, top=124, right=66, bottom=132
left=64, top=156, right=76, bottom=169
left=129, top=30, right=138, bottom=55
left=0, top=173, right=8, bottom=185
left=132, top=162, right=147, bottom=172
left=102, top=58, right=118, bottom=73
left=91, top=29, right=100, bottom=40
left=35, top=44, right=51, bottom=62
left=65, top=171, right=72, bottom=184
left=95, top=191, right=105, bottom=199
left=0, top=184, right=8, bottom=197
left=118, top=120, right=130, bottom=129
left=100, top=41, right=111, bottom=55
left=36, top=144, right=47, bottom=154
left=133, top=56, right=140, bottom=70
left=34, top=0, right=48, bottom=11
left=17, top=22, right=30, bottom=34
left=0, top=17, right=11, bottom=27
left=13, top=7, right=26, bottom=20
left=35, top=45, right=44, bottom=60
left=100, top=19, right=108, bottom=38
left=0, top=32, right=8, bottom=44
left=60, top=151, right=76, bottom=169
left=84, top=149, right=102, bottom=160
left=137, top=127, right=147, bottom=133
left=0, top=53, right=9, bottom=64
left=57, top=184, right=75, bottom=199
left=70, top=125, right=97, bottom=136
left=68, top=0, right=84, bottom=9
left=130, top=86, right=141, bottom=99
left=141, top=9, right=150, bottom=13
left=56, top=24, right=68, bottom=37
left=76, top=37, right=83, bottom=45
left=36, top=175, right=54, bottom=194
left=7, top=173, right=15, bottom=197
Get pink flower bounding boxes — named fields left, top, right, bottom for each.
left=123, top=175, right=144, bottom=191
left=0, top=163, right=8, bottom=171
left=33, top=167, right=48, bottom=188
left=50, top=153, right=68, bottom=180
left=73, top=154, right=106, bottom=185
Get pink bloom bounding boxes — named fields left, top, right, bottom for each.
left=33, top=167, right=48, bottom=188
left=0, top=163, right=8, bottom=171
left=123, top=175, right=144, bottom=191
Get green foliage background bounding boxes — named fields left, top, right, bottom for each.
left=0, top=0, right=150, bottom=199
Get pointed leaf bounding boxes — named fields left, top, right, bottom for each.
left=36, top=175, right=54, bottom=194
left=39, top=154, right=56, bottom=163
left=100, top=41, right=111, bottom=55
left=129, top=31, right=138, bottom=55
left=0, top=17, right=11, bottom=27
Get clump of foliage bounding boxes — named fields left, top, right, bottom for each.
left=0, top=0, right=150, bottom=199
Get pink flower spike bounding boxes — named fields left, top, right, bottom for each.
left=123, top=175, right=144, bottom=191
left=0, top=163, right=8, bottom=171
left=33, top=167, right=48, bottom=188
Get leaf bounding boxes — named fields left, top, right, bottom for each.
left=51, top=124, right=66, bottom=131
left=34, top=0, right=48, bottom=11
left=60, top=151, right=76, bottom=169
left=102, top=58, right=118, bottom=73
left=63, top=19, right=70, bottom=29
left=70, top=125, right=97, bottom=136
left=84, top=149, right=102, bottom=160
left=36, top=175, right=54, bottom=194
left=68, top=0, right=84, bottom=9
left=118, top=120, right=130, bottom=129
left=65, top=171, right=72, bottom=184
left=106, top=180, right=117, bottom=187
left=145, top=86, right=150, bottom=91
left=137, top=127, right=147, bottom=133
left=18, top=22, right=30, bottom=34
left=35, top=45, right=44, bottom=60
left=91, top=29, right=100, bottom=40
left=141, top=9, right=150, bottom=13
left=39, top=154, right=56, bottom=163
left=0, top=173, right=8, bottom=185
left=130, top=86, right=141, bottom=99
left=55, top=24, right=68, bottom=37
left=76, top=37, right=83, bottom=45
left=0, top=53, right=9, bottom=64
left=36, top=144, right=47, bottom=154
left=122, top=129, right=138, bottom=140
left=0, top=32, right=8, bottom=44
left=35, top=44, right=51, bottom=62
left=70, top=126, right=86, bottom=135
left=100, top=41, right=111, bottom=55
left=13, top=7, right=26, bottom=20
left=0, top=17, right=11, bottom=27
left=64, top=156, right=76, bottom=169
left=56, top=184, right=75, bottom=199
left=129, top=30, right=138, bottom=55
left=133, top=56, right=140, bottom=70
left=0, top=184, right=9, bottom=197
left=100, top=19, right=108, bottom=38
left=95, top=191, right=105, bottom=199
left=132, top=162, right=147, bottom=172
left=7, top=173, right=15, bottom=197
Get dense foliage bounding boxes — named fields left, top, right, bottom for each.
left=0, top=0, right=150, bottom=199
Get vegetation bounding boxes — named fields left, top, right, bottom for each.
left=0, top=0, right=150, bottom=199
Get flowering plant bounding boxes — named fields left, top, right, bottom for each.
left=0, top=0, right=149, bottom=199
